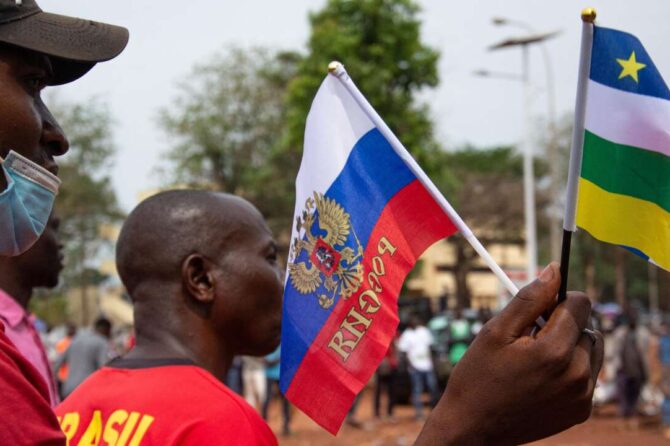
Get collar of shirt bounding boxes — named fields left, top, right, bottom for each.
left=0, top=288, right=30, bottom=328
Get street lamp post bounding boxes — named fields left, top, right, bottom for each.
left=488, top=29, right=560, bottom=284
left=493, top=16, right=563, bottom=267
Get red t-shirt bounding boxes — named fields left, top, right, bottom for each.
left=55, top=358, right=278, bottom=446
left=0, top=321, right=65, bottom=445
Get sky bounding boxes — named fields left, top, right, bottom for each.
left=40, top=0, right=670, bottom=211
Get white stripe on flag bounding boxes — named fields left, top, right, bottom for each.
left=586, top=80, right=670, bottom=157
left=290, top=76, right=375, bottom=244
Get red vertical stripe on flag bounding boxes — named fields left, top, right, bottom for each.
left=285, top=180, right=457, bottom=433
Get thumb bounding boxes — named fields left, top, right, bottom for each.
left=493, top=262, right=561, bottom=336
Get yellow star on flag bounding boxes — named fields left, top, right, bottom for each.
left=617, top=51, right=646, bottom=83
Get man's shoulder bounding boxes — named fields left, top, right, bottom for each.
left=58, top=364, right=248, bottom=415
left=55, top=365, right=276, bottom=445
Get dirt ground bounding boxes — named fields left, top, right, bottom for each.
left=265, top=392, right=670, bottom=446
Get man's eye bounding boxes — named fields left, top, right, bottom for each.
left=267, top=251, right=278, bottom=262
left=24, top=76, right=47, bottom=92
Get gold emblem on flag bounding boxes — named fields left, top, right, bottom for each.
left=288, top=192, right=364, bottom=309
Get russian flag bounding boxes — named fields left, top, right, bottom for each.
left=279, top=71, right=458, bottom=434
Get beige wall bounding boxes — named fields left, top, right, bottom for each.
left=405, top=238, right=528, bottom=310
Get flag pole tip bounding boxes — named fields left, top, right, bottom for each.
left=581, top=8, right=596, bottom=23
left=328, top=61, right=343, bottom=74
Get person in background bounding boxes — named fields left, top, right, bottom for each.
left=448, top=308, right=472, bottom=366
left=399, top=314, right=438, bottom=420
left=0, top=213, right=63, bottom=406
left=344, top=393, right=368, bottom=430
left=658, top=318, right=670, bottom=439
left=374, top=332, right=398, bottom=422
left=612, top=307, right=651, bottom=428
left=243, top=355, right=267, bottom=413
left=226, top=356, right=244, bottom=395
left=262, top=345, right=291, bottom=436
left=54, top=322, right=77, bottom=399
left=56, top=317, right=112, bottom=398
left=471, top=306, right=492, bottom=336
left=0, top=0, right=126, bottom=441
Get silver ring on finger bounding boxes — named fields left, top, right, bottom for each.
left=582, top=328, right=597, bottom=345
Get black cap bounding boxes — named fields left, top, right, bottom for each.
left=0, top=0, right=128, bottom=85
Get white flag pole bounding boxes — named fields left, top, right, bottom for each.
left=328, top=61, right=520, bottom=298
left=558, top=8, right=596, bottom=301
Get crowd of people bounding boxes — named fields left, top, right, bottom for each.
left=26, top=297, right=670, bottom=442
left=589, top=305, right=670, bottom=438
left=0, top=0, right=605, bottom=444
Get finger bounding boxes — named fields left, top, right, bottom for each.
left=569, top=330, right=604, bottom=399
left=494, top=262, right=560, bottom=336
left=589, top=329, right=605, bottom=382
left=537, top=291, right=592, bottom=348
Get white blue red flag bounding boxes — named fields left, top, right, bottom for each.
left=279, top=71, right=458, bottom=434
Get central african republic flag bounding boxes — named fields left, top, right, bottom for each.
left=576, top=25, right=670, bottom=270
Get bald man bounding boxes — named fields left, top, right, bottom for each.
left=55, top=190, right=603, bottom=445
left=56, top=190, right=280, bottom=445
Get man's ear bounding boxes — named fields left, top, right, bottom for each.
left=182, top=254, right=216, bottom=304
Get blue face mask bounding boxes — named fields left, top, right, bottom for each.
left=0, top=150, right=61, bottom=256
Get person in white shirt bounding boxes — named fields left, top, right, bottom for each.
left=242, top=355, right=267, bottom=413
left=399, top=314, right=438, bottom=420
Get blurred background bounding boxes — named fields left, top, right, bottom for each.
left=29, top=1, right=670, bottom=444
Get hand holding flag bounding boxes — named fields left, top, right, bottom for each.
left=416, top=263, right=604, bottom=445
left=279, top=62, right=520, bottom=433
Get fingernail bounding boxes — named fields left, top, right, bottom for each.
left=539, top=263, right=555, bottom=283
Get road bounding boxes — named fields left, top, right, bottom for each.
left=266, top=392, right=669, bottom=445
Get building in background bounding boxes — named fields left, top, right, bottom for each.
left=405, top=238, right=527, bottom=311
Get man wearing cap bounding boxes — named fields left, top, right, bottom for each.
left=0, top=0, right=127, bottom=443
left=0, top=0, right=127, bottom=257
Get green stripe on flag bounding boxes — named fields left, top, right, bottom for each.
left=581, top=130, right=670, bottom=213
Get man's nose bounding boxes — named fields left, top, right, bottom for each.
left=39, top=101, right=70, bottom=173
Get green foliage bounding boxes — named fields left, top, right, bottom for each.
left=446, top=146, right=522, bottom=176
left=52, top=99, right=122, bottom=289
left=29, top=291, right=68, bottom=328
left=159, top=1, right=445, bottom=241
left=292, top=0, right=439, bottom=115
left=159, top=47, right=300, bottom=234
left=282, top=0, right=446, bottom=204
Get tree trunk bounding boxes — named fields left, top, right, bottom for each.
left=454, top=238, right=472, bottom=309
left=584, top=252, right=597, bottom=301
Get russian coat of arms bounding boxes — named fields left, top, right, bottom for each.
left=288, top=192, right=364, bottom=309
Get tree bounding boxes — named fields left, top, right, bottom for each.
left=438, top=146, right=550, bottom=308
left=47, top=99, right=122, bottom=325
left=159, top=47, right=300, bottom=235
left=277, top=0, right=449, bottom=224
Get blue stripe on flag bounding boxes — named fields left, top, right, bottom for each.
left=621, top=245, right=650, bottom=262
left=280, top=128, right=416, bottom=391
left=590, top=26, right=670, bottom=100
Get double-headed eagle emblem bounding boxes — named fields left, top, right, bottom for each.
left=288, top=192, right=364, bottom=309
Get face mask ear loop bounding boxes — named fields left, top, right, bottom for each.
left=0, top=155, right=10, bottom=192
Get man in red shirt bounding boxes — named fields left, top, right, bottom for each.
left=0, top=0, right=127, bottom=443
left=56, top=191, right=280, bottom=445
left=56, top=189, right=603, bottom=445
left=0, top=213, right=63, bottom=406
